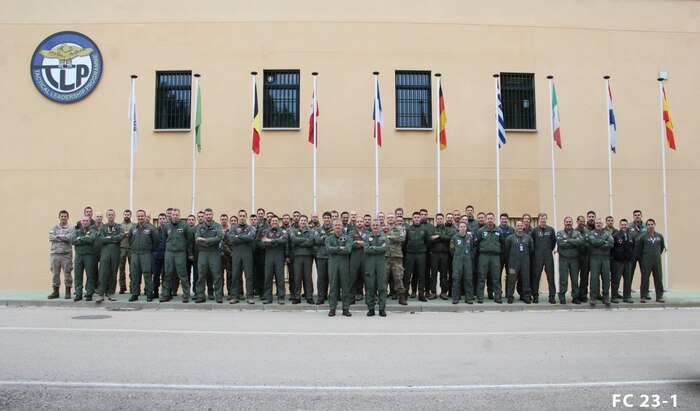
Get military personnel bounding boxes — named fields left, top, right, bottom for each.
left=71, top=215, right=95, bottom=302
left=253, top=209, right=267, bottom=297
left=377, top=211, right=386, bottom=227
left=429, top=213, right=451, bottom=299
left=151, top=213, right=167, bottom=299
left=341, top=211, right=351, bottom=231
left=261, top=216, right=288, bottom=304
left=96, top=209, right=124, bottom=302
left=586, top=218, right=614, bottom=306
left=628, top=209, right=646, bottom=290
left=48, top=210, right=74, bottom=300
left=314, top=212, right=334, bottom=305
left=128, top=210, right=159, bottom=302
left=504, top=221, right=533, bottom=304
left=280, top=213, right=295, bottom=298
left=465, top=205, right=478, bottom=231
left=582, top=210, right=601, bottom=301
left=75, top=206, right=95, bottom=230
left=90, top=211, right=104, bottom=295
left=635, top=219, right=666, bottom=303
left=193, top=209, right=224, bottom=303
left=612, top=219, right=636, bottom=303
left=219, top=214, right=233, bottom=299
left=556, top=216, right=583, bottom=304
left=403, top=212, right=431, bottom=302
left=530, top=213, right=557, bottom=304
left=289, top=215, right=314, bottom=304
left=364, top=219, right=389, bottom=316
left=575, top=215, right=591, bottom=303
left=348, top=215, right=370, bottom=303
left=449, top=221, right=475, bottom=304
left=160, top=208, right=193, bottom=303
left=385, top=213, right=407, bottom=305
left=117, top=209, right=133, bottom=294
left=452, top=210, right=461, bottom=228
left=325, top=219, right=353, bottom=317
left=498, top=213, right=515, bottom=295
left=605, top=216, right=618, bottom=235
left=227, top=210, right=257, bottom=304
left=184, top=214, right=197, bottom=297
left=475, top=213, right=505, bottom=303
left=309, top=213, right=320, bottom=229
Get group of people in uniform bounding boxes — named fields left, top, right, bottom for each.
left=48, top=205, right=667, bottom=317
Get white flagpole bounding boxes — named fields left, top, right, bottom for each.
left=494, top=74, right=501, bottom=217
left=435, top=73, right=442, bottom=213
left=605, top=76, right=614, bottom=217
left=129, top=74, right=137, bottom=212
left=251, top=72, right=257, bottom=213
left=191, top=73, right=200, bottom=215
left=658, top=78, right=670, bottom=289
left=373, top=71, right=380, bottom=216
left=312, top=72, right=318, bottom=213
left=547, top=76, right=558, bottom=232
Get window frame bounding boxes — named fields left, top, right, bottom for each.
left=395, top=70, right=433, bottom=130
left=262, top=69, right=301, bottom=130
left=500, top=72, right=537, bottom=131
left=154, top=70, right=193, bottom=132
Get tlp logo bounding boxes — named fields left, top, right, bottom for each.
left=30, top=31, right=103, bottom=103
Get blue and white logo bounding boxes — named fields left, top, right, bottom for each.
left=30, top=31, right=103, bottom=103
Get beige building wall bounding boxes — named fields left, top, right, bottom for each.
left=1, top=0, right=698, bottom=290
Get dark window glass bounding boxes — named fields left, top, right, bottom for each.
left=395, top=71, right=432, bottom=128
left=155, top=71, right=192, bottom=130
left=500, top=72, right=536, bottom=130
left=263, top=70, right=300, bottom=128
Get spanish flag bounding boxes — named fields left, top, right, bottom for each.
left=252, top=77, right=261, bottom=155
left=437, top=83, right=447, bottom=150
left=662, top=85, right=676, bottom=150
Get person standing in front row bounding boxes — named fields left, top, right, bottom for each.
left=475, top=213, right=505, bottom=304
left=611, top=219, right=636, bottom=303
left=503, top=221, right=534, bottom=304
left=635, top=219, right=666, bottom=303
left=364, top=219, right=389, bottom=317
left=325, top=219, right=353, bottom=317
left=449, top=222, right=475, bottom=304
left=71, top=215, right=95, bottom=302
left=160, top=208, right=193, bottom=303
left=586, top=218, right=614, bottom=307
left=48, top=210, right=73, bottom=300
left=128, top=210, right=159, bottom=302
left=530, top=213, right=557, bottom=304
left=194, top=208, right=224, bottom=304
left=556, top=216, right=583, bottom=305
left=96, top=209, right=124, bottom=303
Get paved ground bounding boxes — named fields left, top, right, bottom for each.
left=0, top=306, right=699, bottom=410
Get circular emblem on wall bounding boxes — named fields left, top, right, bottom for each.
left=30, top=31, right=103, bottom=103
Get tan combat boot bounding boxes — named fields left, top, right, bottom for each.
left=47, top=287, right=59, bottom=299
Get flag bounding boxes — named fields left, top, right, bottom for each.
left=373, top=79, right=383, bottom=147
left=308, top=90, right=319, bottom=146
left=496, top=80, right=506, bottom=148
left=194, top=81, right=201, bottom=153
left=552, top=82, right=562, bottom=149
left=437, top=83, right=447, bottom=150
left=128, top=81, right=138, bottom=151
left=607, top=82, right=617, bottom=153
left=252, top=78, right=261, bottom=155
left=662, top=85, right=676, bottom=150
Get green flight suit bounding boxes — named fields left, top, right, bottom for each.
left=227, top=223, right=257, bottom=300
left=290, top=226, right=315, bottom=301
left=530, top=225, right=557, bottom=299
left=261, top=227, right=289, bottom=302
left=475, top=225, right=506, bottom=300
left=556, top=228, right=582, bottom=301
left=348, top=226, right=369, bottom=299
left=97, top=223, right=124, bottom=297
left=314, top=224, right=333, bottom=301
left=577, top=225, right=592, bottom=301
left=325, top=232, right=352, bottom=310
left=430, top=224, right=452, bottom=295
left=129, top=223, right=159, bottom=298
left=503, top=232, right=533, bottom=301
left=635, top=231, right=665, bottom=300
left=449, top=232, right=474, bottom=303
left=163, top=220, right=194, bottom=301
left=364, top=231, right=388, bottom=310
left=587, top=229, right=614, bottom=304
left=403, top=223, right=431, bottom=298
left=195, top=221, right=224, bottom=300
left=71, top=226, right=96, bottom=298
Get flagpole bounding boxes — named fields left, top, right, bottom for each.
left=191, top=73, right=200, bottom=215
left=373, top=71, right=380, bottom=216
left=434, top=73, right=442, bottom=213
left=312, top=72, right=318, bottom=213
left=251, top=72, right=257, bottom=213
left=658, top=78, right=670, bottom=289
left=547, top=75, right=558, bottom=232
left=604, top=76, right=614, bottom=217
left=494, top=74, right=501, bottom=217
left=129, top=74, right=137, bottom=212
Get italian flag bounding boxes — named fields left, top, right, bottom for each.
left=552, top=83, right=561, bottom=149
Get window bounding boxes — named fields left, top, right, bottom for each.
left=155, top=71, right=192, bottom=130
left=395, top=71, right=432, bottom=129
left=263, top=70, right=300, bottom=128
left=500, top=72, right=536, bottom=130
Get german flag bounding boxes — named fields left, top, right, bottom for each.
left=437, top=83, right=447, bottom=150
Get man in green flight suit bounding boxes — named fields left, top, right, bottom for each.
left=128, top=210, right=159, bottom=302
left=96, top=209, right=124, bottom=303
left=71, top=215, right=96, bottom=302
left=314, top=212, right=334, bottom=305
left=325, top=219, right=353, bottom=317
left=160, top=208, right=194, bottom=303
left=635, top=219, right=666, bottom=303
left=475, top=213, right=505, bottom=303
left=503, top=221, right=534, bottom=304
left=261, top=215, right=289, bottom=304
left=194, top=208, right=224, bottom=303
left=556, top=216, right=583, bottom=305
left=429, top=213, right=452, bottom=300
left=227, top=210, right=257, bottom=305
left=364, top=219, right=389, bottom=317
left=403, top=211, right=432, bottom=302
left=586, top=218, right=614, bottom=307
left=449, top=221, right=475, bottom=304
left=290, top=215, right=315, bottom=305
left=530, top=213, right=557, bottom=304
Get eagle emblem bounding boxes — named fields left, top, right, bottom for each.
left=40, top=44, right=94, bottom=68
